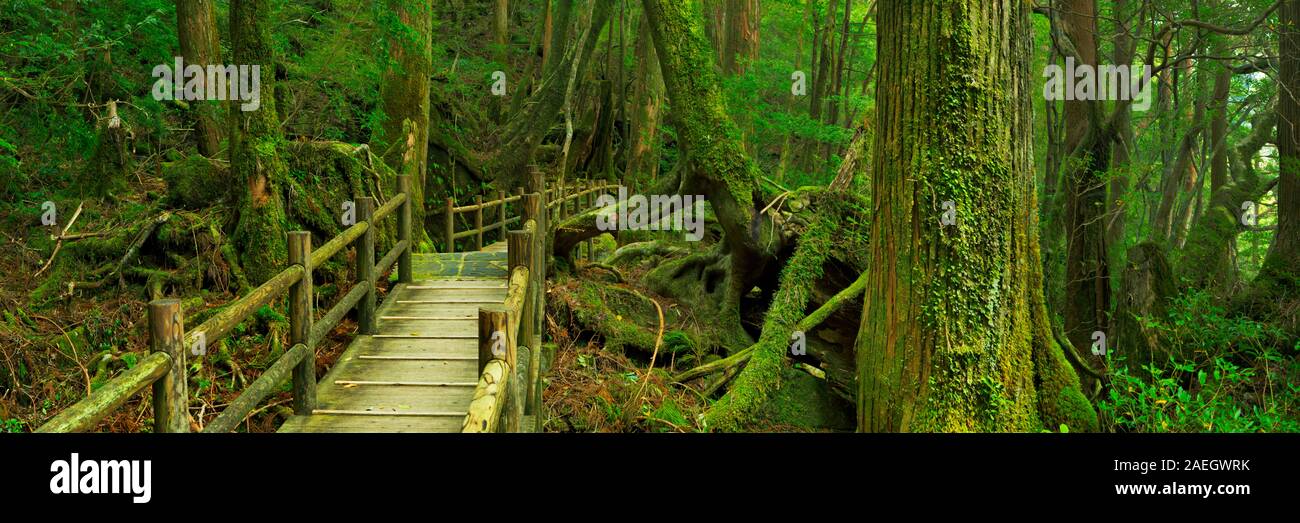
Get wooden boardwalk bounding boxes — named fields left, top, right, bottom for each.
left=279, top=245, right=510, bottom=433
left=38, top=180, right=611, bottom=434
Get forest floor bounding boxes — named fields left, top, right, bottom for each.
left=0, top=174, right=385, bottom=432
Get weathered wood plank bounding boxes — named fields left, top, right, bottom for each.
left=288, top=232, right=315, bottom=415
left=348, top=336, right=476, bottom=357
left=461, top=359, right=509, bottom=433
left=278, top=413, right=463, bottom=433
left=316, top=385, right=474, bottom=413
left=328, top=358, right=479, bottom=382
left=376, top=320, right=478, bottom=337
left=151, top=299, right=188, bottom=433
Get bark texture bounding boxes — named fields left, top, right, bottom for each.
left=857, top=0, right=1095, bottom=432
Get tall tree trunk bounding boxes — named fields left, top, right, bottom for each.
left=488, top=0, right=607, bottom=187
left=1106, top=0, right=1137, bottom=246
left=824, top=0, right=852, bottom=169
left=1260, top=0, right=1300, bottom=296
left=721, top=0, right=759, bottom=75
left=230, top=0, right=289, bottom=283
left=640, top=0, right=783, bottom=339
left=626, top=15, right=663, bottom=181
left=374, top=0, right=433, bottom=244
left=1208, top=38, right=1232, bottom=193
left=176, top=0, right=223, bottom=158
left=1059, top=0, right=1112, bottom=362
left=857, top=0, right=1095, bottom=432
left=1153, top=69, right=1207, bottom=243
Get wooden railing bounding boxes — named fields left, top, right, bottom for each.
left=462, top=192, right=542, bottom=432
left=445, top=179, right=618, bottom=253
left=36, top=175, right=415, bottom=433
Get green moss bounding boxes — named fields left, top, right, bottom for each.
left=705, top=211, right=834, bottom=431
left=570, top=279, right=660, bottom=353
left=649, top=399, right=689, bottom=431
left=1033, top=335, right=1099, bottom=432
left=759, top=367, right=854, bottom=431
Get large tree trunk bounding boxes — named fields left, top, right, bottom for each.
left=230, top=0, right=289, bottom=283
left=374, top=0, right=432, bottom=244
left=1059, top=0, right=1112, bottom=367
left=176, top=0, right=223, bottom=158
left=626, top=15, right=663, bottom=181
left=1106, top=0, right=1137, bottom=246
left=856, top=0, right=1095, bottom=432
left=721, top=0, right=759, bottom=75
left=639, top=0, right=784, bottom=340
left=1260, top=0, right=1300, bottom=295
left=487, top=0, right=608, bottom=187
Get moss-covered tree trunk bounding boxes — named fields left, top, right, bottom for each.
left=1180, top=105, right=1276, bottom=294
left=374, top=0, right=432, bottom=245
left=487, top=0, right=608, bottom=187
left=1260, top=0, right=1300, bottom=298
left=640, top=0, right=784, bottom=337
left=176, top=0, right=223, bottom=158
left=856, top=0, right=1095, bottom=432
left=1106, top=0, right=1137, bottom=246
left=230, top=0, right=289, bottom=283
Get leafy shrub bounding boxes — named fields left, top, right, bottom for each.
left=1100, top=290, right=1299, bottom=432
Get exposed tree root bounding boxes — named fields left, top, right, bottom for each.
left=703, top=211, right=835, bottom=431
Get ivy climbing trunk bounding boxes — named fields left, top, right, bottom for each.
left=856, top=0, right=1095, bottom=432
left=230, top=0, right=289, bottom=283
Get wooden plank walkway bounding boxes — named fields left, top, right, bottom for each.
left=279, top=246, right=509, bottom=433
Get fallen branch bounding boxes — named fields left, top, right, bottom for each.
left=35, top=201, right=84, bottom=277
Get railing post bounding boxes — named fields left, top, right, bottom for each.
left=149, top=299, right=187, bottom=433
left=474, top=196, right=484, bottom=251
left=357, top=197, right=377, bottom=334
left=478, top=307, right=512, bottom=374
left=288, top=231, right=316, bottom=415
left=397, top=175, right=413, bottom=284
left=498, top=190, right=507, bottom=242
left=508, top=229, right=532, bottom=279
left=509, top=228, right=538, bottom=415
left=445, top=197, right=456, bottom=254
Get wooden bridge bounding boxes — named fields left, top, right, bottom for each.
left=37, top=175, right=617, bottom=433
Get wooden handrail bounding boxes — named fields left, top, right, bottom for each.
left=463, top=204, right=544, bottom=432
left=34, top=352, right=171, bottom=433
left=37, top=174, right=416, bottom=433
left=444, top=181, right=614, bottom=253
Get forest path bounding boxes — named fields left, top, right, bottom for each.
left=278, top=244, right=523, bottom=433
